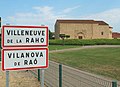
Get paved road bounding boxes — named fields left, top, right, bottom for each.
left=0, top=63, right=41, bottom=87
left=50, top=45, right=120, bottom=53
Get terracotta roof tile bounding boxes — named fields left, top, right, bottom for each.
left=109, top=27, right=113, bottom=28
left=94, top=21, right=108, bottom=25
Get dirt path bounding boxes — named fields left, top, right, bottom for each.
left=0, top=64, right=41, bottom=87
left=50, top=45, right=120, bottom=53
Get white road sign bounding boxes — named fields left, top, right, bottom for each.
left=2, top=25, right=48, bottom=47
left=2, top=48, right=48, bottom=71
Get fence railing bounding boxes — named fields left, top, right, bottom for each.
left=30, top=61, right=119, bottom=87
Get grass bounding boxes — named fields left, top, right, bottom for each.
left=49, top=45, right=80, bottom=51
left=50, top=47, right=120, bottom=80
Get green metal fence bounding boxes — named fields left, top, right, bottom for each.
left=30, top=61, right=120, bottom=87
left=59, top=64, right=62, bottom=87
left=112, top=81, right=117, bottom=87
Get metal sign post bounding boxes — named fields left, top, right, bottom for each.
left=41, top=69, right=45, bottom=87
left=6, top=71, right=9, bottom=87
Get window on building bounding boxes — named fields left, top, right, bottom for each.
left=78, top=36, right=83, bottom=39
left=101, top=32, right=104, bottom=35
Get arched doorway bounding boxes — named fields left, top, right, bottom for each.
left=77, top=32, right=84, bottom=39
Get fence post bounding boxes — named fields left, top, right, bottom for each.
left=59, top=64, right=62, bottom=87
left=112, top=80, right=117, bottom=87
left=38, top=69, right=40, bottom=81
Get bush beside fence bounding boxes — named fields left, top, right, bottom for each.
left=30, top=61, right=120, bottom=87
left=49, top=39, right=120, bottom=46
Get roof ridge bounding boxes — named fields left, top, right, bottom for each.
left=56, top=19, right=109, bottom=25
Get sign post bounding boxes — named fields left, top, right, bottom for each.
left=1, top=25, right=49, bottom=87
left=41, top=69, right=45, bottom=87
left=6, top=71, right=9, bottom=87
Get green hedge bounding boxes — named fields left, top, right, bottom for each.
left=49, top=39, right=120, bottom=45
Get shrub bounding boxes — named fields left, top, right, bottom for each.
left=49, top=39, right=120, bottom=45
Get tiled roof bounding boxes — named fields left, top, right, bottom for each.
left=94, top=21, right=108, bottom=25
left=109, top=27, right=113, bottom=28
left=56, top=20, right=109, bottom=25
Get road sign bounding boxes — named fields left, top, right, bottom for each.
left=2, top=25, right=48, bottom=47
left=2, top=48, right=48, bottom=71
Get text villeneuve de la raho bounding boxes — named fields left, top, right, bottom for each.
left=4, top=27, right=47, bottom=46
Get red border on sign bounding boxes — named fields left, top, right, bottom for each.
left=2, top=48, right=49, bottom=71
left=2, top=25, right=48, bottom=48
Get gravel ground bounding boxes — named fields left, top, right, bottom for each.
left=0, top=63, right=41, bottom=87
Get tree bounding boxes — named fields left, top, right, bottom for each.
left=59, top=34, right=66, bottom=39
left=59, top=34, right=70, bottom=45
left=49, top=30, right=54, bottom=39
left=65, top=35, right=70, bottom=39
left=59, top=34, right=66, bottom=45
left=0, top=17, right=1, bottom=27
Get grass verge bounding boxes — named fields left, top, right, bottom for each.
left=50, top=47, right=120, bottom=80
left=49, top=39, right=120, bottom=45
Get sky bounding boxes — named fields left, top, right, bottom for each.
left=0, top=0, right=120, bottom=32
